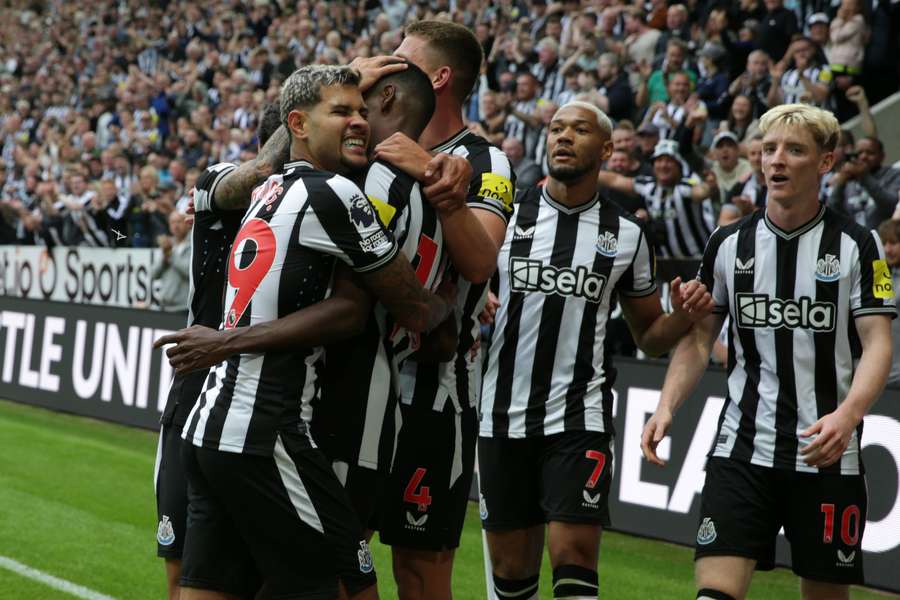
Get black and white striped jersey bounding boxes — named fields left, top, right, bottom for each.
left=314, top=160, right=446, bottom=472
left=162, top=162, right=245, bottom=427
left=649, top=102, right=687, bottom=140
left=699, top=206, right=895, bottom=475
left=399, top=129, right=516, bottom=414
left=505, top=99, right=540, bottom=157
left=531, top=61, right=566, bottom=101
left=779, top=66, right=833, bottom=106
left=182, top=160, right=399, bottom=456
left=481, top=186, right=656, bottom=438
left=633, top=175, right=716, bottom=258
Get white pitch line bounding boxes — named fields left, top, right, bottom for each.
left=0, top=556, right=117, bottom=600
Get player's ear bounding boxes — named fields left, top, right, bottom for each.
left=381, top=84, right=396, bottom=113
left=818, top=150, right=835, bottom=176
left=432, top=66, right=452, bottom=94
left=287, top=109, right=309, bottom=141
left=600, top=139, right=613, bottom=161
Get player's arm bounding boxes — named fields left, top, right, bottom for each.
left=597, top=170, right=637, bottom=196
left=408, top=314, right=459, bottom=363
left=153, top=266, right=373, bottom=373
left=211, top=126, right=291, bottom=211
left=640, top=311, right=726, bottom=465
left=375, top=135, right=509, bottom=283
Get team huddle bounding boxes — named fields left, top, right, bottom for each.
left=152, top=20, right=893, bottom=600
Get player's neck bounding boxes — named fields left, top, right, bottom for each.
left=419, top=102, right=464, bottom=150
left=546, top=172, right=600, bottom=207
left=766, top=195, right=821, bottom=232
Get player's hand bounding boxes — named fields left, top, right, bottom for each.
left=422, top=154, right=472, bottom=215
left=845, top=85, right=867, bottom=106
left=373, top=132, right=432, bottom=180
left=800, top=407, right=860, bottom=468
left=670, top=276, right=714, bottom=321
left=479, top=291, right=500, bottom=325
left=153, top=325, right=234, bottom=373
left=641, top=407, right=673, bottom=466
left=349, top=55, right=408, bottom=93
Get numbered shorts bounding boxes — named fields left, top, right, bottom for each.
left=180, top=429, right=377, bottom=598
left=377, top=402, right=477, bottom=551
left=478, top=430, right=614, bottom=531
left=695, top=457, right=867, bottom=584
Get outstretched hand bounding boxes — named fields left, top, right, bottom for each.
left=153, top=325, right=234, bottom=373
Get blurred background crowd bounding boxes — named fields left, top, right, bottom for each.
left=2, top=0, right=900, bottom=302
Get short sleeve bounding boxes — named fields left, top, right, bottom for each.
left=193, top=162, right=238, bottom=213
left=632, top=175, right=655, bottom=200
left=850, top=230, right=896, bottom=318
left=302, top=175, right=398, bottom=273
left=465, top=146, right=516, bottom=223
left=698, top=227, right=729, bottom=313
left=617, top=223, right=658, bottom=297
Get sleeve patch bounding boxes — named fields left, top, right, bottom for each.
left=367, top=195, right=397, bottom=228
left=872, top=259, right=894, bottom=299
left=348, top=193, right=378, bottom=228
left=478, top=172, right=514, bottom=213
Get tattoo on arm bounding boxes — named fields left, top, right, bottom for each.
left=214, top=126, right=291, bottom=210
left=359, top=256, right=451, bottom=333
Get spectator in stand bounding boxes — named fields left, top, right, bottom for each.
left=635, top=123, right=661, bottom=165
left=502, top=72, right=542, bottom=158
left=807, top=12, right=830, bottom=49
left=727, top=50, right=772, bottom=119
left=876, top=219, right=900, bottom=387
left=605, top=148, right=650, bottom=217
left=503, top=136, right=543, bottom=192
left=756, top=0, right=799, bottom=62
left=623, top=8, right=662, bottom=69
left=470, top=90, right=506, bottom=147
left=642, top=72, right=704, bottom=141
left=721, top=94, right=760, bottom=143
left=152, top=210, right=191, bottom=313
left=637, top=39, right=697, bottom=107
left=727, top=132, right=767, bottom=219
left=829, top=137, right=900, bottom=229
left=769, top=37, right=832, bottom=108
left=654, top=4, right=692, bottom=58
left=695, top=45, right=731, bottom=123
left=825, top=0, right=869, bottom=121
left=596, top=53, right=634, bottom=122
left=127, top=165, right=169, bottom=248
left=709, top=130, right=752, bottom=210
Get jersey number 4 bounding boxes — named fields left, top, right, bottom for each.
left=403, top=468, right=432, bottom=513
left=225, top=219, right=276, bottom=329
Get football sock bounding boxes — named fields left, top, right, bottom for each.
left=493, top=573, right=539, bottom=600
left=552, top=564, right=598, bottom=599
left=697, top=589, right=737, bottom=600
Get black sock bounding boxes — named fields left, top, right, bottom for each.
left=552, top=564, right=598, bottom=599
left=493, top=573, right=539, bottom=599
left=697, top=589, right=737, bottom=600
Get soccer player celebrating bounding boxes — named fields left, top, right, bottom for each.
left=173, top=66, right=453, bottom=600
left=479, top=101, right=713, bottom=600
left=642, top=104, right=894, bottom=600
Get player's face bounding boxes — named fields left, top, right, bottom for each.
left=546, top=106, right=611, bottom=182
left=304, top=84, right=370, bottom=174
left=653, top=155, right=680, bottom=186
left=761, top=124, right=833, bottom=206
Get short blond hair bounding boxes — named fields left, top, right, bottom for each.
left=556, top=101, right=613, bottom=139
left=758, top=104, right=840, bottom=152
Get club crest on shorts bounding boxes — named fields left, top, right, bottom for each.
left=357, top=540, right=374, bottom=573
left=596, top=231, right=618, bottom=257
left=696, top=517, right=717, bottom=545
left=157, top=515, right=175, bottom=546
left=479, top=493, right=489, bottom=520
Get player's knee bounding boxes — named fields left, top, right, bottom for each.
left=552, top=564, right=597, bottom=599
left=493, top=574, right=539, bottom=600
left=697, top=589, right=738, bottom=600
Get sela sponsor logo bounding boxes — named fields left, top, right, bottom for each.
left=872, top=259, right=894, bottom=300
left=596, top=231, right=618, bottom=257
left=405, top=511, right=428, bottom=532
left=359, top=229, right=390, bottom=254
left=697, top=517, right=717, bottom=545
left=357, top=540, right=374, bottom=573
left=836, top=549, right=856, bottom=567
left=157, top=515, right=175, bottom=546
left=509, top=257, right=607, bottom=303
left=735, top=293, right=836, bottom=332
left=513, top=225, right=534, bottom=240
left=349, top=194, right=376, bottom=228
left=815, top=254, right=841, bottom=282
left=582, top=489, right=602, bottom=508
left=735, top=257, right=755, bottom=276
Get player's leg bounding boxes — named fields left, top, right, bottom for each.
left=780, top=469, right=867, bottom=600
left=379, top=404, right=476, bottom=600
left=540, top=431, right=614, bottom=600
left=693, top=458, right=782, bottom=600
left=480, top=435, right=546, bottom=599
left=155, top=423, right=191, bottom=600
left=332, top=460, right=383, bottom=542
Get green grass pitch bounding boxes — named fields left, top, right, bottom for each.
left=0, top=399, right=893, bottom=599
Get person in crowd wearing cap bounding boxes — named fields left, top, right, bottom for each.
left=828, top=136, right=900, bottom=229
left=710, top=131, right=753, bottom=208
left=635, top=123, right=661, bottom=164
left=807, top=12, right=830, bottom=48
left=598, top=138, right=716, bottom=259
left=769, top=36, right=832, bottom=108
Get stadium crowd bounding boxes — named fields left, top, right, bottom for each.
left=1, top=0, right=900, bottom=258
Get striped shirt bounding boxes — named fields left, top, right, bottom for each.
left=505, top=99, right=540, bottom=157
left=779, top=65, right=832, bottom=106
left=314, top=161, right=446, bottom=472
left=399, top=129, right=516, bottom=414
left=650, top=103, right=687, bottom=140
left=162, top=162, right=246, bottom=428
left=699, top=207, right=895, bottom=474
left=481, top=186, right=656, bottom=438
left=532, top=61, right=566, bottom=101
left=182, top=160, right=399, bottom=456
left=633, top=175, right=716, bottom=258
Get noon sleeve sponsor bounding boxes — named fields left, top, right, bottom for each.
left=851, top=232, right=896, bottom=317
